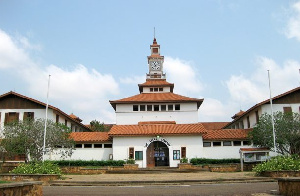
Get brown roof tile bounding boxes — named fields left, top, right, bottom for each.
left=109, top=92, right=203, bottom=110
left=201, top=122, right=229, bottom=130
left=240, top=147, right=269, bottom=152
left=109, top=123, right=207, bottom=136
left=202, top=129, right=250, bottom=140
left=70, top=132, right=111, bottom=142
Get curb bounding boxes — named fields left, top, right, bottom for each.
left=49, top=178, right=276, bottom=186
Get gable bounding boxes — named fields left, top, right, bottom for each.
left=0, top=94, right=44, bottom=109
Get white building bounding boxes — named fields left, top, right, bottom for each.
left=224, top=87, right=300, bottom=129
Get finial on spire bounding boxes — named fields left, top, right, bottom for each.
left=154, top=27, right=156, bottom=39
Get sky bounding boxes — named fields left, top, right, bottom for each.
left=1, top=0, right=300, bottom=124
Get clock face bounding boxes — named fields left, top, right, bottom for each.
left=150, top=61, right=161, bottom=70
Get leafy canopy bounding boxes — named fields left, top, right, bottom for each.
left=249, top=112, right=300, bottom=155
left=89, top=120, right=110, bottom=132
left=1, top=119, right=74, bottom=162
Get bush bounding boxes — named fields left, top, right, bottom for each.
left=180, top=158, right=188, bottom=163
left=11, top=161, right=61, bottom=175
left=190, top=158, right=240, bottom=165
left=48, top=160, right=126, bottom=167
left=253, top=155, right=300, bottom=175
left=126, top=159, right=135, bottom=164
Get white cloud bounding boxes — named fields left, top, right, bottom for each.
left=226, top=56, right=300, bottom=109
left=164, top=56, right=204, bottom=96
left=285, top=1, right=300, bottom=41
left=0, top=29, right=119, bottom=124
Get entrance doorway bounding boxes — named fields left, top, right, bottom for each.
left=146, top=141, right=169, bottom=167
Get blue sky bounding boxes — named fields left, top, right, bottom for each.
left=1, top=0, right=300, bottom=124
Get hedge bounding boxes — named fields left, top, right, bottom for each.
left=48, top=160, right=126, bottom=167
left=190, top=158, right=240, bottom=165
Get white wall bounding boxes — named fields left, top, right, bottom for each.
left=113, top=135, right=203, bottom=168
left=115, top=103, right=199, bottom=125
left=46, top=144, right=113, bottom=161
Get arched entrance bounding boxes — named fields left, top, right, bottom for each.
left=146, top=141, right=169, bottom=167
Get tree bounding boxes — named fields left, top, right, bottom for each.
left=90, top=120, right=110, bottom=132
left=1, top=119, right=74, bottom=162
left=249, top=111, right=300, bottom=155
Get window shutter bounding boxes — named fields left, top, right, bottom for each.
left=129, top=147, right=134, bottom=159
left=181, top=147, right=186, bottom=158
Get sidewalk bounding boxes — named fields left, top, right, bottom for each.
left=50, top=171, right=276, bottom=186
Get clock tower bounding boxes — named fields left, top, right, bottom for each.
left=147, top=38, right=165, bottom=79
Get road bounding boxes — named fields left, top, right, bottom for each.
left=43, top=182, right=279, bottom=196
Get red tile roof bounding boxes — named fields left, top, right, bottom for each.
left=201, top=122, right=229, bottom=130
left=202, top=129, right=251, bottom=140
left=138, top=79, right=174, bottom=93
left=109, top=123, right=207, bottom=136
left=70, top=132, right=111, bottom=142
left=225, top=86, right=300, bottom=128
left=110, top=92, right=203, bottom=110
left=0, top=91, right=91, bottom=131
left=138, top=121, right=176, bottom=125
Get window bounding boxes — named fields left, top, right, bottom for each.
left=133, top=105, right=139, bottom=111
left=203, top=142, right=211, bottom=147
left=75, top=144, right=82, bottom=148
left=247, top=116, right=250, bottom=128
left=213, top=141, right=221, bottom=146
left=129, top=147, right=134, bottom=159
left=152, top=48, right=158, bottom=54
left=150, top=88, right=153, bottom=92
left=154, top=88, right=158, bottom=92
left=140, top=105, right=145, bottom=111
left=239, top=121, right=244, bottom=129
left=135, top=151, right=143, bottom=160
left=223, top=141, right=232, bottom=146
left=283, top=107, right=292, bottom=113
left=168, top=105, right=173, bottom=111
left=255, top=111, right=259, bottom=123
left=4, top=112, right=19, bottom=124
left=94, top=144, right=102, bottom=148
left=181, top=147, right=186, bottom=158
left=233, top=141, right=241, bottom=146
left=159, top=88, right=163, bottom=92
left=147, top=105, right=152, bottom=111
left=104, top=144, right=112, bottom=148
left=23, top=112, right=34, bottom=121
left=154, top=105, right=159, bottom=111
left=243, top=141, right=251, bottom=146
left=175, top=104, right=180, bottom=111
left=161, top=105, right=166, bottom=111
left=65, top=120, right=68, bottom=126
left=173, top=150, right=180, bottom=160
left=84, top=144, right=92, bottom=148
left=56, top=114, right=59, bottom=123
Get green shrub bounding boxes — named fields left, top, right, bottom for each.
left=180, top=158, right=188, bottom=163
left=11, top=161, right=61, bottom=175
left=126, top=159, right=135, bottom=164
left=253, top=155, right=300, bottom=175
left=190, top=158, right=240, bottom=165
left=48, top=160, right=126, bottom=167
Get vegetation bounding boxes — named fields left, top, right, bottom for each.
left=11, top=161, right=61, bottom=175
left=1, top=119, right=74, bottom=162
left=125, top=159, right=135, bottom=164
left=48, top=160, right=126, bottom=166
left=89, top=120, right=111, bottom=132
left=180, top=158, right=188, bottom=163
left=253, top=155, right=300, bottom=175
left=190, top=158, right=240, bottom=165
left=249, top=112, right=300, bottom=155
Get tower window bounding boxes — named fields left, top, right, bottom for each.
left=175, top=104, right=180, bottom=111
left=159, top=88, right=163, bottom=92
left=161, top=105, right=166, bottom=111
left=150, top=88, right=153, bottom=92
left=147, top=105, right=152, bottom=111
left=140, top=105, right=146, bottom=111
left=168, top=105, right=173, bottom=111
left=152, top=48, right=158, bottom=54
left=133, top=105, right=139, bottom=111
left=154, top=105, right=159, bottom=111
left=154, top=88, right=158, bottom=92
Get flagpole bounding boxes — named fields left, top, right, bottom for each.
left=42, top=75, right=51, bottom=162
left=267, top=70, right=277, bottom=153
